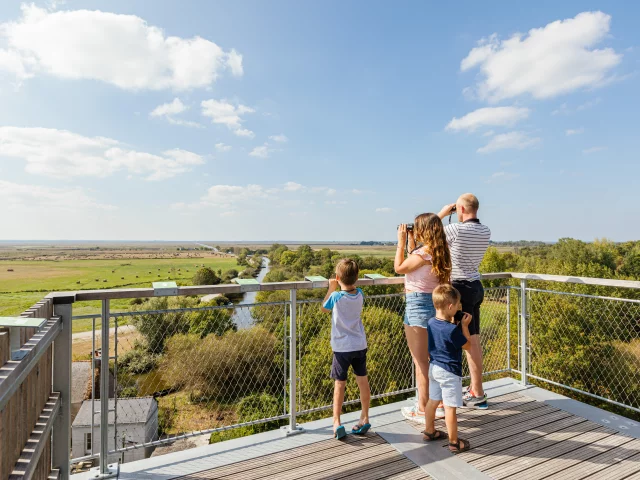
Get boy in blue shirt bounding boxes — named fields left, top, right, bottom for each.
left=422, top=284, right=472, bottom=454
left=321, top=258, right=371, bottom=439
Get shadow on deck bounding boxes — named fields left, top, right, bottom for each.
left=72, top=379, right=640, bottom=480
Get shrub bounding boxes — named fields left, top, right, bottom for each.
left=119, top=346, right=158, bottom=374
left=161, top=326, right=283, bottom=401
left=209, top=392, right=283, bottom=443
left=192, top=267, right=221, bottom=286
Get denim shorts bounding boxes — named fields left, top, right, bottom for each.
left=403, top=292, right=436, bottom=328
left=429, top=364, right=463, bottom=407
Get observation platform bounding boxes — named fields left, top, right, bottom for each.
left=72, top=378, right=640, bottom=480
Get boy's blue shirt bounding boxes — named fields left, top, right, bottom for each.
left=323, top=288, right=367, bottom=353
left=427, top=317, right=468, bottom=377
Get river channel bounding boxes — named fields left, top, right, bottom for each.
left=232, top=258, right=270, bottom=329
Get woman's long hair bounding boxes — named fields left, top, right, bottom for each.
left=413, top=213, right=451, bottom=284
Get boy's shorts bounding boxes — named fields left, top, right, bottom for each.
left=331, top=349, right=368, bottom=381
left=428, top=364, right=463, bottom=407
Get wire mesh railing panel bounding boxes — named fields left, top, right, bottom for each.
left=528, top=289, right=640, bottom=412
left=110, top=301, right=287, bottom=454
left=296, top=294, right=412, bottom=414
left=467, top=287, right=511, bottom=379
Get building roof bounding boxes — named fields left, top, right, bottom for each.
left=72, top=397, right=157, bottom=427
left=71, top=362, right=91, bottom=405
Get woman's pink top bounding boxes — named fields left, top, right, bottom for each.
left=404, top=247, right=440, bottom=293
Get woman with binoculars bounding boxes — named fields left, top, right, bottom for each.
left=395, top=213, right=452, bottom=422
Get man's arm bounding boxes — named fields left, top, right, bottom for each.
left=321, top=279, right=339, bottom=313
left=438, top=203, right=456, bottom=220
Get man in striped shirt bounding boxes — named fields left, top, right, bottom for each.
left=438, top=193, right=491, bottom=409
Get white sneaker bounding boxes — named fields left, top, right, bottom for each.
left=435, top=404, right=446, bottom=419
left=401, top=404, right=425, bottom=424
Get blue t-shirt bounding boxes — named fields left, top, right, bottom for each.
left=323, top=288, right=367, bottom=352
left=427, top=317, right=468, bottom=377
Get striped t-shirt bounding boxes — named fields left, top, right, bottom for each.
left=444, top=219, right=491, bottom=282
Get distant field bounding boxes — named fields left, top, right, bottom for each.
left=326, top=247, right=395, bottom=258
left=0, top=256, right=237, bottom=317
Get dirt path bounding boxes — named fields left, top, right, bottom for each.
left=72, top=324, right=137, bottom=341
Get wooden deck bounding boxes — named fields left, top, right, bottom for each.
left=175, top=432, right=430, bottom=480
left=81, top=379, right=640, bottom=480
left=406, top=392, right=640, bottom=479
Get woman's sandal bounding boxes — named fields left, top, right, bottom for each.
left=422, top=429, right=447, bottom=441
left=448, top=438, right=470, bottom=454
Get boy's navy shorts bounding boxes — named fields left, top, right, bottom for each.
left=331, top=349, right=368, bottom=381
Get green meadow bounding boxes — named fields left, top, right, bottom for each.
left=0, top=257, right=237, bottom=318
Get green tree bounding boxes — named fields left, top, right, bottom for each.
left=192, top=267, right=221, bottom=286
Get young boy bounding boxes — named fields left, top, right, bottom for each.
left=321, top=258, right=371, bottom=439
left=422, top=284, right=472, bottom=454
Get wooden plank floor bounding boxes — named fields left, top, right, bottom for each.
left=406, top=392, right=640, bottom=479
left=175, top=432, right=431, bottom=480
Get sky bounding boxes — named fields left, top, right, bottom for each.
left=0, top=0, right=638, bottom=242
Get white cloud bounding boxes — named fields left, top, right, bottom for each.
left=215, top=142, right=232, bottom=152
left=283, top=182, right=341, bottom=195
left=226, top=49, right=243, bottom=76
left=461, top=12, right=622, bottom=102
left=0, top=5, right=243, bottom=90
left=552, top=98, right=602, bottom=115
left=477, top=131, right=541, bottom=154
left=583, top=146, right=607, bottom=154
left=446, top=107, right=530, bottom=132
left=351, top=189, right=364, bottom=194
left=325, top=200, right=347, bottom=205
left=201, top=99, right=255, bottom=137
left=485, top=172, right=520, bottom=183
left=0, top=180, right=115, bottom=211
left=174, top=184, right=273, bottom=210
left=249, top=145, right=270, bottom=158
left=0, top=126, right=204, bottom=180
left=566, top=128, right=584, bottom=136
left=150, top=98, right=187, bottom=117
left=234, top=128, right=255, bottom=138
left=283, top=181, right=304, bottom=192
left=269, top=134, right=288, bottom=143
left=376, top=207, right=392, bottom=213
left=150, top=98, right=202, bottom=128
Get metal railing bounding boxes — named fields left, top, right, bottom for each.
left=3, top=272, right=640, bottom=479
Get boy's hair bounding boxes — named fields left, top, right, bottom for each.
left=336, top=258, right=359, bottom=285
left=432, top=284, right=461, bottom=309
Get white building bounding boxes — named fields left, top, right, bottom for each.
left=72, top=397, right=158, bottom=464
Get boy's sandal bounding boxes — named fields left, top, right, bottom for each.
left=422, top=429, right=447, bottom=441
left=352, top=423, right=371, bottom=435
left=448, top=438, right=470, bottom=453
left=334, top=425, right=347, bottom=440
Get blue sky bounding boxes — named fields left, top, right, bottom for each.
left=0, top=0, right=638, bottom=242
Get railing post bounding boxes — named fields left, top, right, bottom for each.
left=92, top=299, right=119, bottom=478
left=519, top=279, right=528, bottom=386
left=286, top=288, right=304, bottom=436
left=52, top=298, right=73, bottom=480
left=506, top=287, right=511, bottom=372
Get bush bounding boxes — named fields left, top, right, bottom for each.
left=131, top=296, right=236, bottom=354
left=193, top=267, right=221, bottom=286
left=119, top=346, right=158, bottom=374
left=209, top=393, right=284, bottom=443
left=160, top=326, right=283, bottom=401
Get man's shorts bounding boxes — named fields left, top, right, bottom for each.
left=452, top=280, right=484, bottom=336
left=428, top=364, right=463, bottom=408
left=330, top=349, right=368, bottom=381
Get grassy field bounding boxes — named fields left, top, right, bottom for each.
left=0, top=256, right=238, bottom=317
